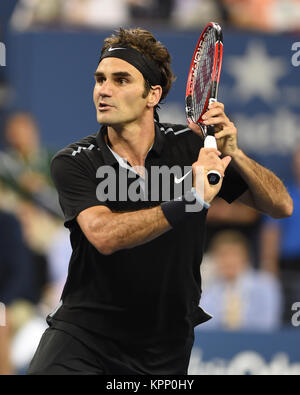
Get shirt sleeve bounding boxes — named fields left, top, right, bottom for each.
left=218, top=163, right=249, bottom=203
left=51, top=155, right=109, bottom=228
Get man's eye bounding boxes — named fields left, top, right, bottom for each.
left=117, top=78, right=127, bottom=84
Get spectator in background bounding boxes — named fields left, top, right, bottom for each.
left=199, top=230, right=282, bottom=331
left=10, top=0, right=129, bottom=30
left=260, top=145, right=300, bottom=324
left=0, top=113, right=70, bottom=373
left=2, top=112, right=53, bottom=194
left=172, top=0, right=223, bottom=29
left=10, top=0, right=62, bottom=31
left=0, top=112, right=62, bottom=304
left=62, top=0, right=129, bottom=29
left=220, top=0, right=300, bottom=33
left=10, top=0, right=300, bottom=32
left=0, top=209, right=35, bottom=375
left=0, top=308, right=12, bottom=375
left=205, top=197, right=261, bottom=266
left=42, top=226, right=71, bottom=313
left=9, top=225, right=71, bottom=375
left=128, top=0, right=175, bottom=24
left=10, top=0, right=174, bottom=30
left=0, top=111, right=61, bottom=216
left=0, top=210, right=34, bottom=306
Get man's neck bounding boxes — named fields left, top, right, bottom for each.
left=107, top=119, right=155, bottom=167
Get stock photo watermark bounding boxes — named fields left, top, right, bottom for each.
left=291, top=42, right=300, bottom=67
left=95, top=164, right=206, bottom=212
left=291, top=302, right=300, bottom=327
left=0, top=42, right=6, bottom=67
left=0, top=302, right=6, bottom=327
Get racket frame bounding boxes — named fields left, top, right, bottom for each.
left=185, top=22, right=223, bottom=127
left=185, top=22, right=224, bottom=185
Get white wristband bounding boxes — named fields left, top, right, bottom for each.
left=191, top=187, right=210, bottom=210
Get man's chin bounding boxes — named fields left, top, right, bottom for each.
left=97, top=116, right=113, bottom=126
left=97, top=116, right=126, bottom=128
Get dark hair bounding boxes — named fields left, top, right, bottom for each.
left=101, top=28, right=176, bottom=120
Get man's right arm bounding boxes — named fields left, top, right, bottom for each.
left=51, top=145, right=230, bottom=256
left=77, top=205, right=171, bottom=255
left=51, top=154, right=172, bottom=255
left=77, top=147, right=231, bottom=255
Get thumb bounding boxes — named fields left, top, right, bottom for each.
left=221, top=155, right=232, bottom=170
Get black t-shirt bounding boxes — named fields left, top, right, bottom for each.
left=49, top=122, right=248, bottom=373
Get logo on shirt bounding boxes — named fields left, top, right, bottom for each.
left=72, top=144, right=95, bottom=156
left=174, top=170, right=192, bottom=184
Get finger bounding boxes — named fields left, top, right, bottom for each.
left=202, top=147, right=222, bottom=156
left=202, top=108, right=224, bottom=119
left=187, top=120, right=204, bottom=137
left=221, top=155, right=232, bottom=170
left=215, top=126, right=237, bottom=139
left=208, top=101, right=224, bottom=110
left=193, top=162, right=225, bottom=179
left=197, top=147, right=221, bottom=161
left=203, top=116, right=227, bottom=126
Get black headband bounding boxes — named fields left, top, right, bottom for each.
left=99, top=46, right=163, bottom=86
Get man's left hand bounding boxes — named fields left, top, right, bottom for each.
left=188, top=101, right=239, bottom=158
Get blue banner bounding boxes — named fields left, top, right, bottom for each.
left=189, top=329, right=300, bottom=375
left=6, top=28, right=300, bottom=180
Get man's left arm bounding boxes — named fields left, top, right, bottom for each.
left=229, top=150, right=292, bottom=219
left=188, top=101, right=293, bottom=219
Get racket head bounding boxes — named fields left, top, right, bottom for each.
left=185, top=22, right=223, bottom=125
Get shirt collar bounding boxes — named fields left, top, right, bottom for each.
left=152, top=122, right=165, bottom=155
left=96, top=125, right=117, bottom=165
left=96, top=123, right=165, bottom=165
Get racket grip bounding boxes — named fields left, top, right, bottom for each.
left=204, top=135, right=221, bottom=185
left=204, top=135, right=217, bottom=149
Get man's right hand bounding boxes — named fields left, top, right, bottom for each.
left=192, top=148, right=232, bottom=204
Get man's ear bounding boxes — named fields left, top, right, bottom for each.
left=147, top=85, right=163, bottom=108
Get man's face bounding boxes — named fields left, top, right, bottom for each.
left=213, top=243, right=248, bottom=282
left=5, top=115, right=39, bottom=153
left=93, top=57, right=149, bottom=127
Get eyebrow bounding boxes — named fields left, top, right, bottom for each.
left=94, top=71, right=132, bottom=78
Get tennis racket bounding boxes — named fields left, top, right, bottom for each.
left=185, top=22, right=223, bottom=185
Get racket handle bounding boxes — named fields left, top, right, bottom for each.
left=204, top=135, right=217, bottom=149
left=204, top=135, right=221, bottom=185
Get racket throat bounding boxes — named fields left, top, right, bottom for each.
left=205, top=97, right=217, bottom=136
left=204, top=124, right=215, bottom=137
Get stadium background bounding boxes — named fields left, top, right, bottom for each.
left=0, top=0, right=300, bottom=375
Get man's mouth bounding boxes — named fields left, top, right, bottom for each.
left=98, top=102, right=113, bottom=111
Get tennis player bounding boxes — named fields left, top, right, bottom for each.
left=27, top=28, right=293, bottom=375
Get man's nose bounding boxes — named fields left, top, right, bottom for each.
left=98, top=80, right=113, bottom=97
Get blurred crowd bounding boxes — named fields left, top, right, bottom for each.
left=9, top=0, right=300, bottom=33
left=0, top=112, right=71, bottom=374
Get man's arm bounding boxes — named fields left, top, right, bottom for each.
left=77, top=205, right=171, bottom=255
left=232, top=150, right=293, bottom=219
left=188, top=102, right=293, bottom=219
left=77, top=147, right=231, bottom=255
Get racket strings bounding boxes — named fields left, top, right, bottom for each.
left=192, top=28, right=215, bottom=121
